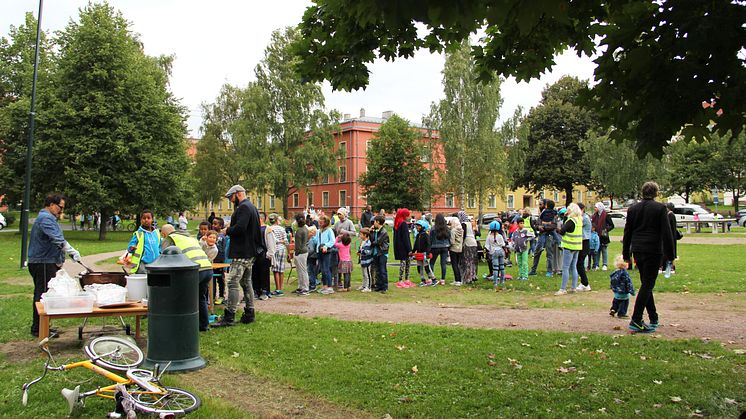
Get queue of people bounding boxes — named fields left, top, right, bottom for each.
left=26, top=181, right=679, bottom=335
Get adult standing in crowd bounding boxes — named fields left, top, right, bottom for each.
left=591, top=202, right=614, bottom=271
left=575, top=203, right=592, bottom=291
left=448, top=217, right=464, bottom=285
left=429, top=214, right=451, bottom=285
left=293, top=214, right=310, bottom=295
left=214, top=185, right=264, bottom=327
left=178, top=212, right=188, bottom=232
left=555, top=203, right=583, bottom=295
left=27, top=193, right=82, bottom=337
left=623, top=181, right=675, bottom=333
left=333, top=207, right=357, bottom=287
left=663, top=202, right=682, bottom=273
left=252, top=212, right=272, bottom=300
left=360, top=205, right=373, bottom=229
left=458, top=211, right=478, bottom=284
left=393, top=208, right=413, bottom=288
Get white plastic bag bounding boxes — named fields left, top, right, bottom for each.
left=84, top=283, right=127, bottom=305
left=46, top=269, right=82, bottom=296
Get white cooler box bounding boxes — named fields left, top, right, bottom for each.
left=42, top=292, right=96, bottom=315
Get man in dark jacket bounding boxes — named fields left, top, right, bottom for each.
left=214, top=185, right=264, bottom=327
left=623, top=182, right=675, bottom=333
left=360, top=205, right=373, bottom=228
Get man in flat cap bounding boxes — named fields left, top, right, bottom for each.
left=214, top=185, right=264, bottom=327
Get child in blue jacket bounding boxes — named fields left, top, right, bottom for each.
left=609, top=255, right=635, bottom=318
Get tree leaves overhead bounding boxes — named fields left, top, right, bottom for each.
left=359, top=115, right=431, bottom=211
left=293, top=0, right=746, bottom=154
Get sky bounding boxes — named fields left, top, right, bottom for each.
left=2, top=1, right=597, bottom=137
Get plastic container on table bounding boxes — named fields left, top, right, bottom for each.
left=125, top=274, right=148, bottom=301
left=42, top=292, right=96, bottom=315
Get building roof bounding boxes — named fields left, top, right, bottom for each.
left=341, top=115, right=433, bottom=130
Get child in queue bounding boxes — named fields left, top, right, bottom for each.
left=306, top=225, right=319, bottom=292
left=358, top=228, right=374, bottom=292
left=199, top=230, right=219, bottom=262
left=485, top=221, right=506, bottom=290
left=370, top=215, right=390, bottom=293
left=211, top=217, right=227, bottom=304
left=335, top=232, right=353, bottom=291
left=122, top=209, right=160, bottom=274
left=609, top=255, right=635, bottom=318
left=510, top=218, right=533, bottom=280
left=412, top=220, right=436, bottom=286
left=316, top=215, right=336, bottom=295
left=266, top=213, right=287, bottom=296
left=197, top=221, right=209, bottom=239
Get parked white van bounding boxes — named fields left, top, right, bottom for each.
left=671, top=204, right=721, bottom=227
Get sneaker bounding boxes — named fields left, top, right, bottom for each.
left=396, top=281, right=405, bottom=288
left=545, top=272, right=553, bottom=278
left=584, top=285, right=591, bottom=292
left=214, top=297, right=224, bottom=305
left=628, top=320, right=654, bottom=333
left=452, top=281, right=462, bottom=286
left=602, top=265, right=608, bottom=271
left=649, top=321, right=659, bottom=329
left=439, top=280, right=445, bottom=285
left=264, top=291, right=272, bottom=299
left=258, top=294, right=269, bottom=301
left=554, top=289, right=567, bottom=296
left=298, top=290, right=310, bottom=296
left=528, top=271, right=537, bottom=276
left=430, top=280, right=438, bottom=287
left=617, top=314, right=629, bottom=319
left=271, top=290, right=285, bottom=297
left=609, top=308, right=616, bottom=317
left=593, top=267, right=599, bottom=271
left=356, top=286, right=365, bottom=291
left=418, top=281, right=428, bottom=287
left=404, top=280, right=415, bottom=288
left=361, top=288, right=372, bottom=293
left=482, top=273, right=489, bottom=279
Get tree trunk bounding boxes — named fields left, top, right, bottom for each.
left=98, top=209, right=108, bottom=241
left=734, top=189, right=740, bottom=213
left=564, top=185, right=573, bottom=207
left=609, top=195, right=614, bottom=210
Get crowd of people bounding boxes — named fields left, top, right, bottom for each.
left=26, top=181, right=678, bottom=335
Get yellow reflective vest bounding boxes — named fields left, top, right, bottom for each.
left=129, top=230, right=161, bottom=274
left=167, top=232, right=212, bottom=270
left=561, top=216, right=583, bottom=251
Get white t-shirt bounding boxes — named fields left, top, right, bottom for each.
left=0, top=212, right=6, bottom=230
left=178, top=215, right=188, bottom=230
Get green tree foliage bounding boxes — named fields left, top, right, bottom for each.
left=256, top=28, right=339, bottom=218
left=582, top=131, right=663, bottom=205
left=36, top=3, right=193, bottom=239
left=0, top=13, right=55, bottom=205
left=359, top=115, right=431, bottom=211
left=709, top=131, right=746, bottom=212
left=429, top=40, right=504, bottom=215
left=662, top=139, right=714, bottom=203
left=502, top=107, right=528, bottom=187
left=513, top=77, right=593, bottom=206
left=294, top=0, right=746, bottom=155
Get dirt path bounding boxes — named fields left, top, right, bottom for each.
left=256, top=291, right=746, bottom=346
left=679, top=235, right=746, bottom=245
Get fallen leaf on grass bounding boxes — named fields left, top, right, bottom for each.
left=397, top=396, right=413, bottom=403
left=580, top=336, right=589, bottom=340
left=507, top=358, right=522, bottom=369
left=653, top=404, right=662, bottom=408
left=563, top=359, right=573, bottom=364
left=232, top=352, right=240, bottom=358
left=640, top=356, right=647, bottom=361
left=598, top=407, right=607, bottom=413
left=653, top=380, right=662, bottom=385
left=521, top=342, right=531, bottom=347
left=614, top=398, right=624, bottom=404
left=613, top=326, right=622, bottom=330
left=411, top=365, right=418, bottom=374
left=557, top=344, right=567, bottom=348
left=396, top=345, right=406, bottom=351
left=733, top=349, right=746, bottom=355
left=488, top=353, right=496, bottom=359
left=724, top=398, right=737, bottom=405
left=690, top=410, right=704, bottom=417
left=670, top=396, right=682, bottom=403
left=612, top=342, right=620, bottom=346
left=487, top=360, right=497, bottom=366
left=557, top=366, right=577, bottom=373
left=333, top=338, right=338, bottom=343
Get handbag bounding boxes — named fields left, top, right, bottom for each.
left=414, top=252, right=424, bottom=261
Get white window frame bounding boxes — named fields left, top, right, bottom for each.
left=269, top=195, right=276, bottom=210
left=445, top=193, right=454, bottom=208
left=339, top=141, right=347, bottom=159
left=307, top=192, right=314, bottom=207
left=507, top=194, right=515, bottom=209
left=339, top=165, right=347, bottom=183
left=293, top=193, right=299, bottom=208
left=488, top=194, right=496, bottom=208
left=322, top=191, right=329, bottom=207
left=339, top=190, right=347, bottom=207
left=467, top=194, right=476, bottom=209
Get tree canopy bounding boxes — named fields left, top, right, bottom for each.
left=359, top=115, right=431, bottom=211
left=294, top=0, right=746, bottom=155
left=429, top=39, right=504, bottom=214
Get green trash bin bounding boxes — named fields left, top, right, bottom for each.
left=142, top=246, right=206, bottom=372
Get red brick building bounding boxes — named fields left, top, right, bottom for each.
left=285, top=110, right=460, bottom=219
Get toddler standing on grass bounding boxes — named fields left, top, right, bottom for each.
left=609, top=255, right=635, bottom=318
left=485, top=221, right=506, bottom=290
left=335, top=232, right=353, bottom=291
left=510, top=218, right=533, bottom=280
left=413, top=220, right=436, bottom=286
left=358, top=228, right=374, bottom=292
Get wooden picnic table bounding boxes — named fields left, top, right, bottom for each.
left=35, top=301, right=147, bottom=344
left=681, top=219, right=737, bottom=234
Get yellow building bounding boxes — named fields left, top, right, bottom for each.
left=462, top=186, right=601, bottom=216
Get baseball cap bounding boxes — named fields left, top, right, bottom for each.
left=225, top=185, right=246, bottom=198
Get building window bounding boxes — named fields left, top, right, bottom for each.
left=269, top=195, right=276, bottom=209
left=445, top=193, right=454, bottom=208
left=322, top=174, right=329, bottom=184
left=587, top=190, right=593, bottom=197
left=577, top=191, right=582, bottom=203
left=553, top=191, right=559, bottom=202
left=339, top=165, right=346, bottom=182
left=293, top=193, right=299, bottom=208
left=218, top=200, right=222, bottom=210
left=467, top=194, right=476, bottom=209
left=339, top=141, right=347, bottom=159
left=257, top=195, right=263, bottom=209
left=339, top=190, right=347, bottom=207
left=488, top=194, right=496, bottom=208
left=507, top=194, right=515, bottom=209
left=307, top=192, right=314, bottom=207
left=322, top=191, right=329, bottom=207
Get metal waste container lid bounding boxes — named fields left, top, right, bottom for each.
left=146, top=246, right=199, bottom=272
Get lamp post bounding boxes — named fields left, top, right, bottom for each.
left=19, top=0, right=44, bottom=269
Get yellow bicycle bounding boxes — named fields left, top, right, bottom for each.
left=22, top=335, right=200, bottom=417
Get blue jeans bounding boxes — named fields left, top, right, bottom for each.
left=560, top=249, right=579, bottom=290
left=491, top=248, right=505, bottom=284
left=319, top=252, right=333, bottom=287
left=611, top=298, right=630, bottom=316
left=600, top=243, right=609, bottom=267
left=198, top=270, right=212, bottom=330
left=307, top=257, right=318, bottom=289
left=373, top=254, right=389, bottom=290
left=429, top=247, right=449, bottom=279
left=531, top=231, right=560, bottom=273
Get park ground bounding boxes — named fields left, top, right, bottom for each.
left=0, top=228, right=744, bottom=417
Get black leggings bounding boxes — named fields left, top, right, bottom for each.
left=449, top=251, right=463, bottom=282
left=577, top=239, right=589, bottom=286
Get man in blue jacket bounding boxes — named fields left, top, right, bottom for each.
left=27, top=193, right=82, bottom=337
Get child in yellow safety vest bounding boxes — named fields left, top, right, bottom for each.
left=121, top=209, right=161, bottom=273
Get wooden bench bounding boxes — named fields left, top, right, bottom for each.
left=35, top=301, right=147, bottom=343
left=681, top=219, right=737, bottom=234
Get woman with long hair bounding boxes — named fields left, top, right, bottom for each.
left=448, top=217, right=464, bottom=285
left=393, top=208, right=413, bottom=288
left=429, top=214, right=451, bottom=285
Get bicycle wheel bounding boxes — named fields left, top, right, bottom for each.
left=133, top=387, right=201, bottom=414
left=84, top=336, right=144, bottom=372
